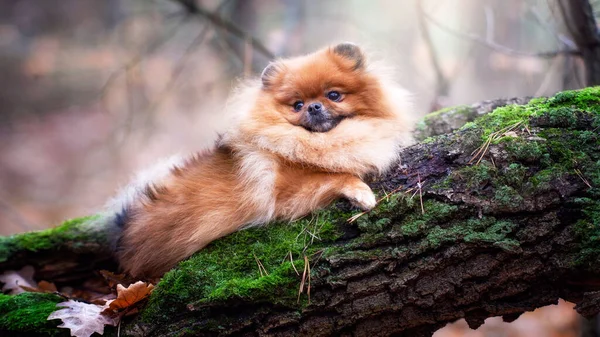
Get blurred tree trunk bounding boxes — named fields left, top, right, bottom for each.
left=558, top=0, right=600, bottom=86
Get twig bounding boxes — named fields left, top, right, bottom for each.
left=144, top=21, right=211, bottom=114
left=100, top=16, right=187, bottom=109
left=528, top=3, right=576, bottom=49
left=416, top=0, right=450, bottom=108
left=171, top=0, right=275, bottom=59
left=421, top=6, right=579, bottom=58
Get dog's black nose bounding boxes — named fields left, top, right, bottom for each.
left=307, top=103, right=322, bottom=115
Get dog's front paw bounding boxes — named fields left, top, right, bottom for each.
left=341, top=181, right=377, bottom=211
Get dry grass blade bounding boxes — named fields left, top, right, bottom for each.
left=575, top=169, right=593, bottom=188
left=297, top=255, right=308, bottom=303
left=289, top=251, right=300, bottom=276
left=347, top=185, right=406, bottom=223
left=347, top=211, right=368, bottom=223
left=417, top=173, right=425, bottom=215
left=470, top=121, right=524, bottom=165
left=306, top=255, right=311, bottom=304
left=253, top=254, right=268, bottom=277
left=475, top=138, right=493, bottom=165
left=469, top=136, right=493, bottom=165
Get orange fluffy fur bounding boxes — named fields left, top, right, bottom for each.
left=112, top=43, right=414, bottom=278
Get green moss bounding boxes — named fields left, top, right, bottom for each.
left=494, top=186, right=523, bottom=208
left=505, top=139, right=549, bottom=164
left=431, top=176, right=452, bottom=190
left=529, top=169, right=559, bottom=189
left=503, top=163, right=527, bottom=188
left=423, top=105, right=472, bottom=122
left=375, top=192, right=414, bottom=214
left=355, top=216, right=391, bottom=233
left=393, top=200, right=459, bottom=238
left=469, top=87, right=600, bottom=141
left=573, top=197, right=600, bottom=269
left=143, top=207, right=347, bottom=323
left=423, top=217, right=520, bottom=252
left=421, top=136, right=436, bottom=144
left=426, top=88, right=599, bottom=261
left=205, top=262, right=301, bottom=301
left=0, top=293, right=66, bottom=336
left=415, top=105, right=475, bottom=140
left=450, top=162, right=496, bottom=188
left=550, top=89, right=600, bottom=112
left=354, top=193, right=412, bottom=234
left=475, top=104, right=533, bottom=139
left=0, top=215, right=101, bottom=263
left=460, top=121, right=477, bottom=131
left=547, top=107, right=578, bottom=125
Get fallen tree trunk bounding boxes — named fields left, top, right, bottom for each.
left=0, top=88, right=599, bottom=337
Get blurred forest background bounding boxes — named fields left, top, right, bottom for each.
left=0, top=0, right=599, bottom=336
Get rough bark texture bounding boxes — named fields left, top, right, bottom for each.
left=0, top=88, right=599, bottom=337
left=413, top=97, right=533, bottom=140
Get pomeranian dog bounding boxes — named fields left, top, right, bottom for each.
left=106, top=43, right=414, bottom=278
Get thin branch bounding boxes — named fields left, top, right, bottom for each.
left=170, top=0, right=275, bottom=59
left=100, top=16, right=188, bottom=108
left=421, top=7, right=580, bottom=58
left=530, top=3, right=576, bottom=50
left=416, top=0, right=450, bottom=106
left=144, top=21, right=211, bottom=114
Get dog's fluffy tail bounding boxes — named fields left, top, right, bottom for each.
left=97, top=154, right=187, bottom=253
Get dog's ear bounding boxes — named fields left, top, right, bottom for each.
left=332, top=42, right=365, bottom=70
left=261, top=62, right=282, bottom=89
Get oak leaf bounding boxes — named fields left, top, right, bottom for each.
left=105, top=281, right=154, bottom=313
left=47, top=300, right=116, bottom=337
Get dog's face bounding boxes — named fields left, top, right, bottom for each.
left=258, top=43, right=388, bottom=133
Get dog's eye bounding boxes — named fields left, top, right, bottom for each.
left=327, top=91, right=341, bottom=102
left=293, top=101, right=304, bottom=112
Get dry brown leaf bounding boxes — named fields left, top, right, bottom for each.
left=20, top=280, right=58, bottom=294
left=38, top=280, right=58, bottom=292
left=105, top=281, right=154, bottom=313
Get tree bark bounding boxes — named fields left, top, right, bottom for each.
left=0, top=88, right=599, bottom=337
